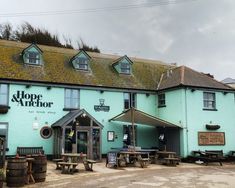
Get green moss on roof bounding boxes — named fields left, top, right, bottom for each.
left=0, top=40, right=172, bottom=90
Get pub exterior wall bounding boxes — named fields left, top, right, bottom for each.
left=157, top=88, right=235, bottom=157
left=1, top=83, right=158, bottom=156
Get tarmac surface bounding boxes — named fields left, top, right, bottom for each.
left=4, top=160, right=235, bottom=188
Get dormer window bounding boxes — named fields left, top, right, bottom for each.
left=120, top=62, right=131, bottom=74
left=22, top=43, right=43, bottom=66
left=28, top=52, right=40, bottom=65
left=70, top=50, right=91, bottom=71
left=112, top=55, right=133, bottom=75
left=75, top=57, right=88, bottom=70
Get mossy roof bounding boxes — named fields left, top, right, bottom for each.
left=0, top=39, right=172, bottom=91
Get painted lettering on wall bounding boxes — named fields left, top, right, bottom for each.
left=11, top=91, right=54, bottom=107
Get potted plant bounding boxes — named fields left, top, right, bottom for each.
left=0, top=168, right=4, bottom=188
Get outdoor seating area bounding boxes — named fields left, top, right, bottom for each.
left=190, top=150, right=225, bottom=166
left=106, top=147, right=180, bottom=168
left=52, top=153, right=96, bottom=174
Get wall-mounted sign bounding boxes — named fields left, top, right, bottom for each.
left=198, top=132, right=225, bottom=145
left=11, top=91, right=53, bottom=108
left=94, top=99, right=110, bottom=112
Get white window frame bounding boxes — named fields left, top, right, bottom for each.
left=27, top=52, right=41, bottom=65
left=203, top=92, right=216, bottom=110
left=0, top=84, right=9, bottom=106
left=75, top=57, right=88, bottom=71
left=64, top=89, right=80, bottom=109
left=120, top=62, right=131, bottom=74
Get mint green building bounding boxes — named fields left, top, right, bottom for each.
left=0, top=40, right=234, bottom=159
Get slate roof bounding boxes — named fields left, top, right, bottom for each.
left=0, top=40, right=171, bottom=91
left=157, top=66, right=233, bottom=91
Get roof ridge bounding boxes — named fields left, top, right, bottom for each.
left=157, top=73, right=164, bottom=90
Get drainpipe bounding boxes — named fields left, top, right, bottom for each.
left=184, top=89, right=189, bottom=156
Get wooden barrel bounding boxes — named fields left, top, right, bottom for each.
left=32, top=155, right=47, bottom=182
left=6, top=157, right=27, bottom=187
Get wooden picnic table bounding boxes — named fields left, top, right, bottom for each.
left=192, top=150, right=223, bottom=166
left=118, top=151, right=149, bottom=168
left=61, top=153, right=87, bottom=163
left=156, top=151, right=180, bottom=166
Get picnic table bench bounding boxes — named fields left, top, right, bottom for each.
left=164, top=157, right=180, bottom=166
left=192, top=150, right=224, bottom=166
left=17, top=146, right=44, bottom=156
left=58, top=162, right=78, bottom=174
left=156, top=151, right=180, bottom=166
left=52, top=158, right=64, bottom=170
left=83, top=159, right=96, bottom=171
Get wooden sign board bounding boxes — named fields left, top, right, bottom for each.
left=198, top=132, right=225, bottom=145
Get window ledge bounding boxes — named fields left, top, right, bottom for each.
left=203, top=108, right=218, bottom=111
left=63, top=108, right=79, bottom=111
left=0, top=105, right=10, bottom=114
left=158, top=105, right=166, bottom=108
left=24, top=63, right=42, bottom=67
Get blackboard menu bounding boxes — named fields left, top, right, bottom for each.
left=107, top=152, right=117, bottom=166
left=198, top=132, right=225, bottom=145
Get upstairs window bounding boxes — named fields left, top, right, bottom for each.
left=0, top=84, right=9, bottom=106
left=22, top=44, right=43, bottom=66
left=203, top=92, right=216, bottom=110
left=64, top=89, right=80, bottom=109
left=27, top=52, right=40, bottom=65
left=158, top=93, right=166, bottom=107
left=120, top=62, right=130, bottom=74
left=124, top=93, right=136, bottom=110
left=112, top=55, right=133, bottom=75
left=75, top=57, right=88, bottom=70
left=71, top=50, right=91, bottom=71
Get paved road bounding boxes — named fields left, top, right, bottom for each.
left=26, top=165, right=235, bottom=188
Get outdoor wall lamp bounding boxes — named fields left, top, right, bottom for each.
left=26, top=84, right=31, bottom=88
left=82, top=113, right=86, bottom=118
left=146, top=93, right=150, bottom=97
left=223, top=91, right=228, bottom=95
left=100, top=90, right=104, bottom=94
left=47, top=86, right=52, bottom=90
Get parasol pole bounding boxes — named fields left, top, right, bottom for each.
left=131, top=107, right=136, bottom=151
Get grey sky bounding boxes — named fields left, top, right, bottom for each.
left=1, top=0, right=235, bottom=81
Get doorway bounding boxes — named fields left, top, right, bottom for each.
left=77, top=131, right=89, bottom=154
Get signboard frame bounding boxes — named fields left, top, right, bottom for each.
left=198, top=132, right=225, bottom=146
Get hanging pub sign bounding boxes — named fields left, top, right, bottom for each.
left=94, top=99, right=110, bottom=112
left=198, top=132, right=225, bottom=145
left=11, top=90, right=54, bottom=108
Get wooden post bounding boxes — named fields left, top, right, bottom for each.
left=131, top=107, right=136, bottom=150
